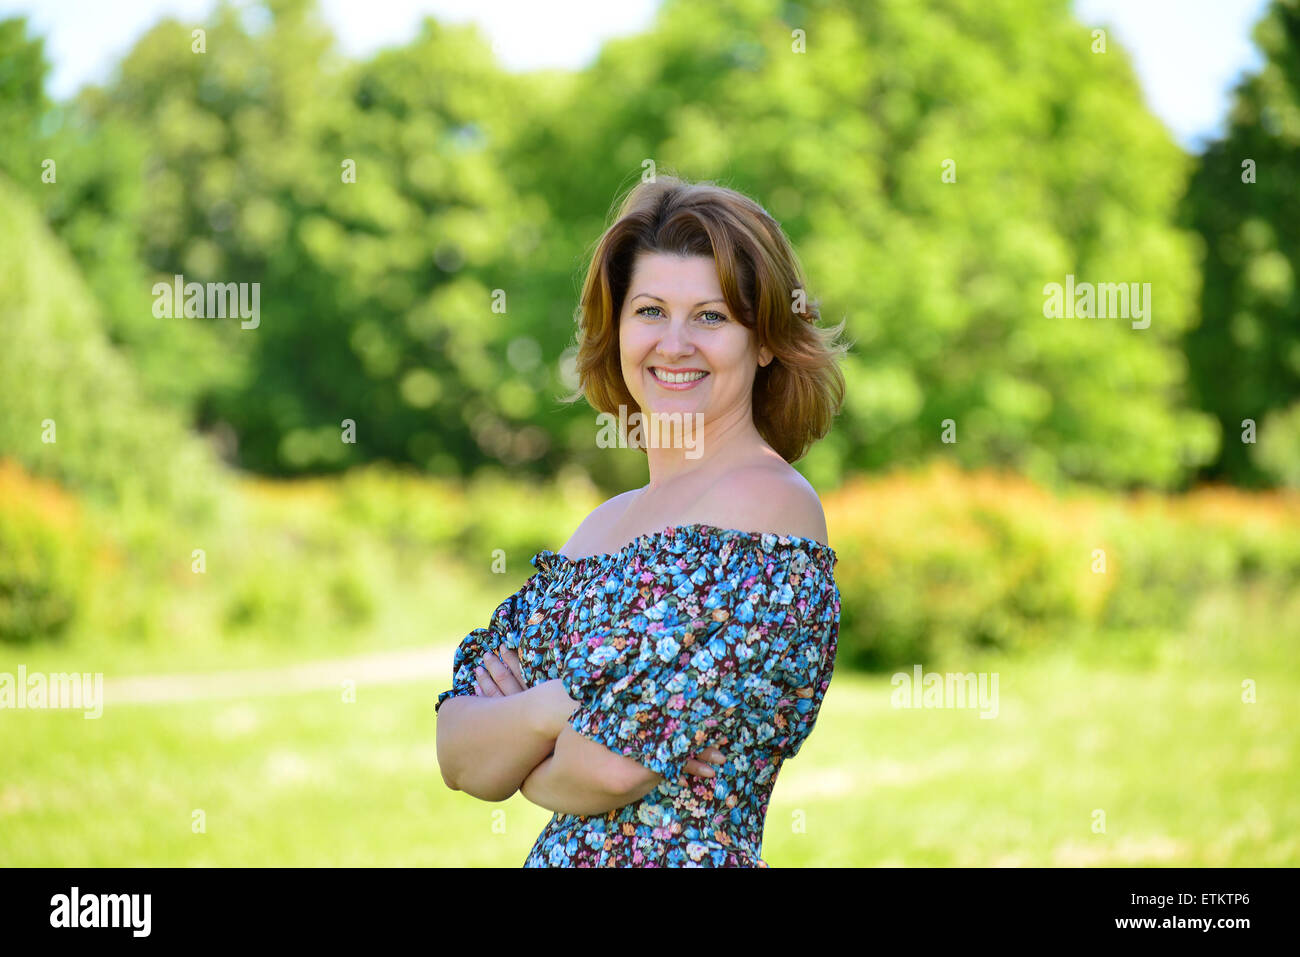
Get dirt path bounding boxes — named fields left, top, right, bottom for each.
left=103, top=645, right=453, bottom=705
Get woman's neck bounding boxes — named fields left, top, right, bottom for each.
left=642, top=405, right=770, bottom=489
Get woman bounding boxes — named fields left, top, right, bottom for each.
left=435, top=174, right=847, bottom=867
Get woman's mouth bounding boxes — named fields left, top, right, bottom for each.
left=649, top=367, right=709, bottom=390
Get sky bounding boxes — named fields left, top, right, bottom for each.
left=0, top=0, right=1274, bottom=153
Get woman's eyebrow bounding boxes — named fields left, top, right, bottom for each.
left=631, top=293, right=727, bottom=308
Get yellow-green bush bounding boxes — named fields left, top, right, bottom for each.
left=0, top=461, right=94, bottom=644
left=9, top=446, right=1297, bottom=671
left=824, top=461, right=1300, bottom=669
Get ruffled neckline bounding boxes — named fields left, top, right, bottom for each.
left=530, top=522, right=838, bottom=578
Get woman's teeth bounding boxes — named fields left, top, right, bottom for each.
left=651, top=368, right=708, bottom=384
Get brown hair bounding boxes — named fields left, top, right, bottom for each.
left=563, top=174, right=848, bottom=463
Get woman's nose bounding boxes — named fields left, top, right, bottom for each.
left=657, top=317, right=693, bottom=356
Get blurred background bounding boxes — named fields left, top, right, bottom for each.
left=0, top=0, right=1297, bottom=866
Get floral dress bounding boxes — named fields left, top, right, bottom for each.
left=435, top=523, right=841, bottom=867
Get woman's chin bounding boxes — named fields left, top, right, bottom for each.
left=640, top=400, right=705, bottom=420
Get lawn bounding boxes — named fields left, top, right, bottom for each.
left=3, top=640, right=1295, bottom=866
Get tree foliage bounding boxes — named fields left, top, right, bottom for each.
left=1, top=0, right=1253, bottom=492
left=1182, top=0, right=1300, bottom=487
left=0, top=173, right=220, bottom=517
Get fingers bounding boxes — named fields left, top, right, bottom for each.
left=499, top=647, right=526, bottom=687
left=479, top=649, right=524, bottom=696
left=492, top=649, right=526, bottom=693
left=474, top=665, right=500, bottom=697
left=685, top=747, right=728, bottom=778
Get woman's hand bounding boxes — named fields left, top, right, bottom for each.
left=474, top=646, right=527, bottom=697
left=684, top=746, right=727, bottom=779
left=478, top=649, right=727, bottom=780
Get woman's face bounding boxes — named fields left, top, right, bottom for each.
left=618, top=252, right=772, bottom=431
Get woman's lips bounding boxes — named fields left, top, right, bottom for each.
left=649, top=367, right=709, bottom=390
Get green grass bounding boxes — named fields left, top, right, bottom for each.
left=3, top=642, right=1295, bottom=866
left=4, top=556, right=526, bottom=679
left=765, top=651, right=1299, bottom=866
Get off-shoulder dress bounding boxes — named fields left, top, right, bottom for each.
left=435, top=523, right=841, bottom=867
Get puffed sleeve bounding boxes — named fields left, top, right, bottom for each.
left=768, top=553, right=839, bottom=760
left=435, top=574, right=541, bottom=715
left=557, top=536, right=840, bottom=783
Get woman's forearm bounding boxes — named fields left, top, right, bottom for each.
left=436, top=685, right=561, bottom=801
left=520, top=726, right=660, bottom=816
left=520, top=754, right=618, bottom=817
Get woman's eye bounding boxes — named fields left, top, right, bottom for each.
left=633, top=305, right=727, bottom=324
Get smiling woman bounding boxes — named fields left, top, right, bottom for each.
left=434, top=173, right=850, bottom=867
left=571, top=175, right=847, bottom=464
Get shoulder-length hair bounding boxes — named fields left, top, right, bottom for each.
left=562, top=174, right=848, bottom=463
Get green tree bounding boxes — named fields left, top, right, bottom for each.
left=0, top=172, right=220, bottom=517
left=0, top=16, right=50, bottom=185
left=1183, top=0, right=1300, bottom=487
left=41, top=0, right=551, bottom=476
left=6, top=0, right=1225, bottom=490
left=1, top=15, right=241, bottom=417
left=509, top=0, right=1219, bottom=491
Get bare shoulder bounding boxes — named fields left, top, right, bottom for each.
left=559, top=487, right=643, bottom=555
left=696, top=462, right=828, bottom=545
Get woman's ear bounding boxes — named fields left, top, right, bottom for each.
left=759, top=345, right=774, bottom=367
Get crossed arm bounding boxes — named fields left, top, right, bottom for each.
left=517, top=714, right=666, bottom=816
left=435, top=649, right=664, bottom=816
left=436, top=647, right=720, bottom=816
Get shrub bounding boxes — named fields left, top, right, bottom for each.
left=824, top=461, right=1300, bottom=670
left=0, top=461, right=92, bottom=644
